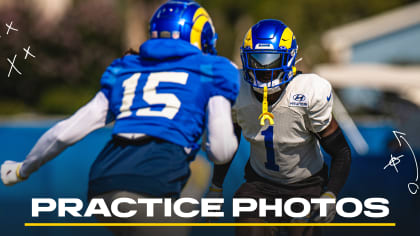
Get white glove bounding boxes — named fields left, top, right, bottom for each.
left=203, top=183, right=224, bottom=221
left=1, top=161, right=27, bottom=186
left=310, top=191, right=336, bottom=223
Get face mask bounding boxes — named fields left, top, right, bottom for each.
left=252, top=84, right=282, bottom=95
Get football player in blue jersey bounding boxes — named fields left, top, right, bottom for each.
left=1, top=0, right=239, bottom=235
left=208, top=19, right=351, bottom=236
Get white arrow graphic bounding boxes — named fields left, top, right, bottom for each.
left=392, top=131, right=419, bottom=194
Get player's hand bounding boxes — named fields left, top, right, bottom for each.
left=1, top=161, right=26, bottom=186
left=203, top=183, right=224, bottom=222
left=310, top=191, right=336, bottom=223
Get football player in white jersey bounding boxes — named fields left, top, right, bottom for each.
left=207, top=19, right=351, bottom=236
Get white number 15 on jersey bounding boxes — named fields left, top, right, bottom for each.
left=117, top=72, right=188, bottom=120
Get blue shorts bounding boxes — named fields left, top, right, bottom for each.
left=88, top=136, right=197, bottom=199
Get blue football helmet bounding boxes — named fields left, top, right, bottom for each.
left=241, top=19, right=298, bottom=92
left=149, top=0, right=218, bottom=55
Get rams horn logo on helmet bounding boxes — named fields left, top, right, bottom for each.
left=149, top=0, right=218, bottom=54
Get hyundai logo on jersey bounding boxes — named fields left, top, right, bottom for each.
left=289, top=93, right=308, bottom=107
left=293, top=94, right=306, bottom=102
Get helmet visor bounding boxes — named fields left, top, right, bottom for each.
left=248, top=53, right=288, bottom=69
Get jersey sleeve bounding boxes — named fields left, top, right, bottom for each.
left=209, top=58, right=240, bottom=104
left=20, top=92, right=111, bottom=178
left=308, top=76, right=333, bottom=133
left=100, top=58, right=122, bottom=100
left=205, top=96, right=238, bottom=164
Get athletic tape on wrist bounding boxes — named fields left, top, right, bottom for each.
left=16, top=163, right=27, bottom=180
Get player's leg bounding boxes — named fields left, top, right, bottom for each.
left=88, top=137, right=196, bottom=236
left=94, top=190, right=192, bottom=236
left=284, top=179, right=324, bottom=236
left=235, top=217, right=278, bottom=236
left=235, top=163, right=326, bottom=236
left=234, top=181, right=280, bottom=236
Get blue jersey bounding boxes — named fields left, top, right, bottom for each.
left=100, top=39, right=239, bottom=149
left=89, top=39, right=239, bottom=198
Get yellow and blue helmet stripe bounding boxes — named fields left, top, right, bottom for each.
left=149, top=0, right=217, bottom=54
left=241, top=19, right=298, bottom=89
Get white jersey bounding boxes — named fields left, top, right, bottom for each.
left=232, top=73, right=333, bottom=184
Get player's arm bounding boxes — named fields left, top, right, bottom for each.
left=318, top=118, right=351, bottom=196
left=205, top=96, right=238, bottom=165
left=205, top=56, right=240, bottom=165
left=210, top=123, right=241, bottom=188
left=306, top=76, right=351, bottom=222
left=1, top=91, right=113, bottom=186
left=307, top=118, right=351, bottom=223
left=204, top=57, right=240, bottom=195
left=307, top=76, right=351, bottom=196
left=204, top=122, right=240, bottom=214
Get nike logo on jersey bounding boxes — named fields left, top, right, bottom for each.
left=327, top=92, right=332, bottom=102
